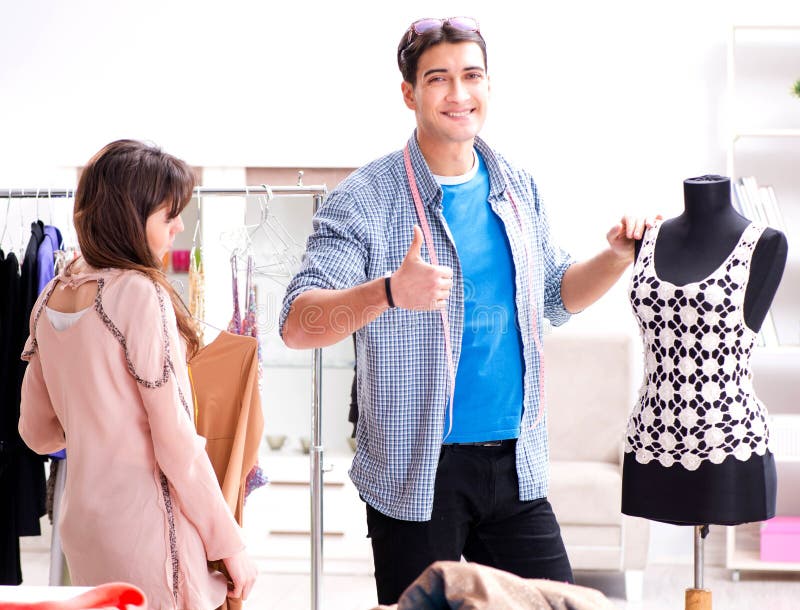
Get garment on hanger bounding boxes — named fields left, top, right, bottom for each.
left=0, top=249, right=23, bottom=584
left=227, top=253, right=264, bottom=388
left=20, top=221, right=45, bottom=324
left=1, top=221, right=67, bottom=583
left=14, top=221, right=47, bottom=536
left=189, top=247, right=205, bottom=345
left=189, top=331, right=263, bottom=610
left=38, top=225, right=66, bottom=465
left=226, top=254, right=267, bottom=499
left=226, top=254, right=260, bottom=346
left=37, top=225, right=63, bottom=293
left=622, top=221, right=776, bottom=525
left=189, top=332, right=263, bottom=524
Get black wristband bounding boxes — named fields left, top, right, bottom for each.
left=384, top=275, right=396, bottom=308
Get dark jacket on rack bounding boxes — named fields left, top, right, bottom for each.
left=15, top=220, right=48, bottom=537
left=0, top=250, right=24, bottom=583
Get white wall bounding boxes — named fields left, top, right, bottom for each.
left=3, top=1, right=800, bottom=318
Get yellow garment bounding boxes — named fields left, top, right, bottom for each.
left=189, top=331, right=263, bottom=525
left=189, top=331, right=263, bottom=610
left=188, top=247, right=205, bottom=345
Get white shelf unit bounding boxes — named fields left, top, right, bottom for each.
left=726, top=414, right=800, bottom=580
left=242, top=452, right=373, bottom=574
left=725, top=25, right=800, bottom=580
left=726, top=522, right=800, bottom=581
left=726, top=24, right=800, bottom=348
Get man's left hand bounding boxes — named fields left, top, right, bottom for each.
left=606, top=214, right=662, bottom=263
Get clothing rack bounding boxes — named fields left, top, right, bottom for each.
left=3, top=184, right=330, bottom=610
left=0, top=185, right=326, bottom=198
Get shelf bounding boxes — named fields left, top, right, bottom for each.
left=733, top=129, right=800, bottom=140
left=726, top=27, right=800, bottom=578
left=725, top=523, right=800, bottom=574
left=728, top=22, right=800, bottom=349
left=754, top=345, right=800, bottom=356
left=769, top=414, right=800, bottom=461
left=727, top=546, right=800, bottom=572
left=243, top=451, right=372, bottom=569
left=733, top=25, right=800, bottom=45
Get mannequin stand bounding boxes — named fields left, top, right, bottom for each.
left=685, top=525, right=712, bottom=610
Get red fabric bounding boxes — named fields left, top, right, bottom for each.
left=0, top=583, right=147, bottom=609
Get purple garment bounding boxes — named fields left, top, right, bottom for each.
left=37, top=226, right=63, bottom=293
left=227, top=254, right=266, bottom=500
left=38, top=226, right=65, bottom=460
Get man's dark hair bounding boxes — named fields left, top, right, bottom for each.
left=397, top=23, right=487, bottom=86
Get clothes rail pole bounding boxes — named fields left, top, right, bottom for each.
left=2, top=184, right=330, bottom=610
left=0, top=185, right=327, bottom=198
left=310, top=193, right=324, bottom=610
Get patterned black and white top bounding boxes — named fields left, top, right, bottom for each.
left=625, top=222, right=771, bottom=471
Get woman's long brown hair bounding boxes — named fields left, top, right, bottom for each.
left=73, top=139, right=200, bottom=358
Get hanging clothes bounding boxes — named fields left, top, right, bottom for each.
left=20, top=221, right=45, bottom=320
left=39, top=225, right=66, bottom=464
left=0, top=217, right=52, bottom=584
left=188, top=247, right=205, bottom=345
left=189, top=332, right=263, bottom=524
left=226, top=254, right=267, bottom=499
left=37, top=225, right=63, bottom=293
left=0, top=249, right=24, bottom=584
left=15, top=222, right=48, bottom=534
left=227, top=255, right=262, bottom=371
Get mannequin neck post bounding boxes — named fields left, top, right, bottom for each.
left=682, top=175, right=739, bottom=224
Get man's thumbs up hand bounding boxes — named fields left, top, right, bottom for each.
left=389, top=226, right=453, bottom=310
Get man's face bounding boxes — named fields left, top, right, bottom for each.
left=402, top=41, right=489, bottom=150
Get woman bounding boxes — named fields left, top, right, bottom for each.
left=18, top=140, right=257, bottom=609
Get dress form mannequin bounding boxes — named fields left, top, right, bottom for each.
left=634, top=175, right=788, bottom=332
left=625, top=175, right=788, bottom=610
left=625, top=174, right=787, bottom=525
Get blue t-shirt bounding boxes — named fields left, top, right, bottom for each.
left=438, top=151, right=524, bottom=443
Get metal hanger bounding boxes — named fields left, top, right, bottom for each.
left=218, top=187, right=253, bottom=259
left=0, top=191, right=11, bottom=253
left=47, top=187, right=54, bottom=226
left=62, top=187, right=78, bottom=253
left=246, top=183, right=303, bottom=284
left=191, top=187, right=202, bottom=251
left=16, top=188, right=27, bottom=260
left=193, top=316, right=226, bottom=333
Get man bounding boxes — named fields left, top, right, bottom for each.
left=281, top=17, right=655, bottom=604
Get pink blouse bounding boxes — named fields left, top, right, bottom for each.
left=19, top=263, right=244, bottom=610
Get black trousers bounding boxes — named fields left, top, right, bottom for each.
left=365, top=440, right=574, bottom=605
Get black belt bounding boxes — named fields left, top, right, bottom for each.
left=444, top=439, right=516, bottom=447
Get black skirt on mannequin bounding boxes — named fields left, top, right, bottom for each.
left=622, top=451, right=777, bottom=525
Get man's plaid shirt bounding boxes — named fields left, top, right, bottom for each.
left=280, top=133, right=574, bottom=521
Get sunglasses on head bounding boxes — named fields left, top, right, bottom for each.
left=409, top=16, right=480, bottom=36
